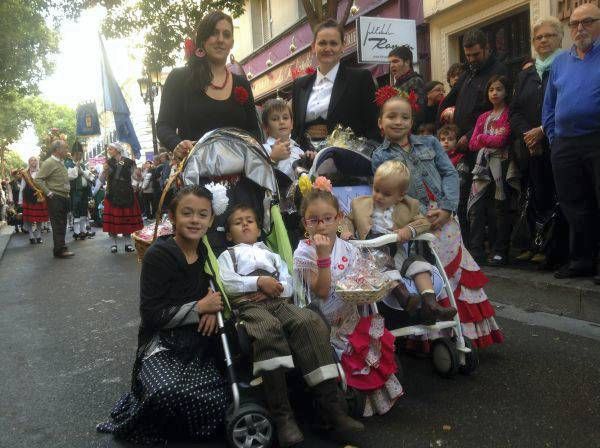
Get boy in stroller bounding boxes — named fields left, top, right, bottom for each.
left=341, top=160, right=456, bottom=323
left=217, top=204, right=363, bottom=447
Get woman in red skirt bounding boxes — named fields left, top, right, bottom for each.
left=99, top=142, right=143, bottom=253
left=20, top=157, right=49, bottom=245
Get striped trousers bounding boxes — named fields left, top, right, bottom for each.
left=236, top=299, right=338, bottom=386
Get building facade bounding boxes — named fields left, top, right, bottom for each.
left=232, top=0, right=430, bottom=103
left=424, top=0, right=598, bottom=85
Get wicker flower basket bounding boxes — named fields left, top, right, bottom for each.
left=132, top=231, right=153, bottom=263
left=336, top=281, right=394, bottom=305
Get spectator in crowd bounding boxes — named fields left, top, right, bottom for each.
left=511, top=17, right=565, bottom=266
left=446, top=62, right=465, bottom=89
left=422, top=80, right=445, bottom=127
left=9, top=170, right=23, bottom=233
left=36, top=140, right=74, bottom=258
left=542, top=3, right=600, bottom=281
left=141, top=161, right=154, bottom=219
left=439, top=29, right=509, bottom=241
left=388, top=45, right=426, bottom=127
left=467, top=75, right=516, bottom=266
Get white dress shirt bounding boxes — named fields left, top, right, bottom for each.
left=305, top=63, right=340, bottom=122
left=371, top=206, right=395, bottom=234
left=218, top=242, right=293, bottom=298
left=263, top=136, right=304, bottom=179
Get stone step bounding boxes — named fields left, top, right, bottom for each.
left=483, top=265, right=600, bottom=324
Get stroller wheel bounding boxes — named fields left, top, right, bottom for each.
left=459, top=338, right=479, bottom=375
left=432, top=337, right=459, bottom=378
left=226, top=403, right=274, bottom=448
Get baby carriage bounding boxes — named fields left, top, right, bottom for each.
left=180, top=128, right=351, bottom=448
left=308, top=143, right=479, bottom=378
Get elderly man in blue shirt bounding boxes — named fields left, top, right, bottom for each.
left=542, top=2, right=600, bottom=282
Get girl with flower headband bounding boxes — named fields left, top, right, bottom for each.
left=371, top=86, right=504, bottom=351
left=98, top=185, right=229, bottom=445
left=294, top=176, right=404, bottom=417
left=156, top=11, right=260, bottom=154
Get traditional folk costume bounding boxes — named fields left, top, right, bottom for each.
left=97, top=236, right=230, bottom=445
left=20, top=166, right=48, bottom=244
left=99, top=142, right=143, bottom=252
left=65, top=143, right=94, bottom=240
left=294, top=237, right=404, bottom=417
left=217, top=242, right=337, bottom=381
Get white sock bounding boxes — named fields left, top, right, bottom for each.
left=73, top=219, right=81, bottom=234
left=33, top=226, right=41, bottom=239
left=29, top=229, right=35, bottom=239
left=80, top=217, right=88, bottom=231
left=123, top=234, right=131, bottom=247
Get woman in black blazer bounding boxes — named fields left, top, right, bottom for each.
left=291, top=19, right=380, bottom=149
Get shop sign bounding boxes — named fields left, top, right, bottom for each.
left=357, top=17, right=417, bottom=64
left=558, top=0, right=600, bottom=20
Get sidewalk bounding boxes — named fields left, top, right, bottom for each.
left=484, top=265, right=600, bottom=324
left=0, top=223, right=12, bottom=262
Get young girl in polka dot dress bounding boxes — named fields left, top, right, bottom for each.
left=294, top=183, right=404, bottom=417
left=97, top=185, right=229, bottom=445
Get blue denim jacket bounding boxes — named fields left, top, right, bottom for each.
left=371, top=135, right=459, bottom=213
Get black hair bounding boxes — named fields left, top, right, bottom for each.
left=312, top=19, right=345, bottom=44
left=225, top=203, right=260, bottom=232
left=446, top=62, right=465, bottom=85
left=424, top=80, right=444, bottom=94
left=388, top=45, right=413, bottom=69
left=261, top=98, right=292, bottom=127
left=187, top=11, right=234, bottom=92
left=168, top=185, right=214, bottom=224
left=417, top=123, right=436, bottom=136
left=463, top=29, right=487, bottom=49
left=437, top=124, right=460, bottom=139
left=484, top=75, right=511, bottom=109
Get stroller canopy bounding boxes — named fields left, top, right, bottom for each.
left=182, top=128, right=278, bottom=196
left=181, top=128, right=279, bottom=234
left=309, top=146, right=374, bottom=178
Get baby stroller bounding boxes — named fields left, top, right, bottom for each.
left=308, top=144, right=479, bottom=378
left=180, top=128, right=351, bottom=448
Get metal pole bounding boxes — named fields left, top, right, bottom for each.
left=147, top=78, right=159, bottom=155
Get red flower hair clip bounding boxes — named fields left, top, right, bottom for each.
left=234, top=86, right=249, bottom=105
left=184, top=38, right=196, bottom=59
left=374, top=85, right=420, bottom=112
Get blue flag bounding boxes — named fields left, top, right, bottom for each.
left=99, top=35, right=141, bottom=158
left=76, top=101, right=101, bottom=136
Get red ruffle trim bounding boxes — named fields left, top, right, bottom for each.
left=472, top=329, right=504, bottom=348
left=439, top=293, right=496, bottom=323
left=342, top=316, right=398, bottom=392
left=445, top=245, right=462, bottom=278
left=460, top=268, right=489, bottom=289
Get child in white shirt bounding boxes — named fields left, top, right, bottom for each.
left=261, top=98, right=311, bottom=179
left=217, top=204, right=362, bottom=446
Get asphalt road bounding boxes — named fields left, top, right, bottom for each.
left=1, top=231, right=599, bottom=448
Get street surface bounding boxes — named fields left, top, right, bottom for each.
left=1, top=230, right=599, bottom=448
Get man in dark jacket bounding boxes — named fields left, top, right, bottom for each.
left=438, top=29, right=509, bottom=244
left=389, top=45, right=426, bottom=127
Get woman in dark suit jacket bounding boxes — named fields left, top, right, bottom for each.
left=292, top=19, right=380, bottom=149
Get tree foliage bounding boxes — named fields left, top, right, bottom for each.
left=19, top=96, right=77, bottom=159
left=88, top=0, right=246, bottom=71
left=3, top=150, right=26, bottom=173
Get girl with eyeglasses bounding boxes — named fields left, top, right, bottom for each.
left=293, top=181, right=404, bottom=417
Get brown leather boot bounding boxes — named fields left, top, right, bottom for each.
left=313, top=379, right=365, bottom=433
left=262, top=370, right=304, bottom=447
left=391, top=282, right=421, bottom=315
left=421, top=292, right=457, bottom=322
